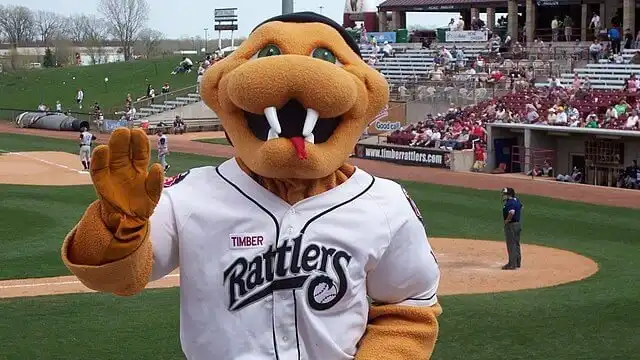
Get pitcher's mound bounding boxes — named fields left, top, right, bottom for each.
left=431, top=238, right=599, bottom=295
left=0, top=151, right=92, bottom=186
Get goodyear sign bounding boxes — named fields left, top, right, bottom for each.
left=366, top=101, right=407, bottom=135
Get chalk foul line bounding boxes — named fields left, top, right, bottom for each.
left=0, top=149, right=84, bottom=174
left=0, top=273, right=180, bottom=290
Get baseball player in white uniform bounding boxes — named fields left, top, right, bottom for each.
left=78, top=127, right=96, bottom=172
left=156, top=129, right=170, bottom=172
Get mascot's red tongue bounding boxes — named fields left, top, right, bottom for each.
left=290, top=137, right=308, bottom=160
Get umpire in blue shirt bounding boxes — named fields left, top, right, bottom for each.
left=502, top=187, right=523, bottom=270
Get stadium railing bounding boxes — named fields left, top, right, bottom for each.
left=108, top=84, right=199, bottom=117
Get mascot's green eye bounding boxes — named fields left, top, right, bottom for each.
left=312, top=48, right=337, bottom=63
left=257, top=44, right=281, bottom=57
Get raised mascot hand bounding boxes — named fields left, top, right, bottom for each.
left=90, top=128, right=164, bottom=240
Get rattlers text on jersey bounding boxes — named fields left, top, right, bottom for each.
left=151, top=158, right=440, bottom=360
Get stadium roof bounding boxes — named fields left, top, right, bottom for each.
left=378, top=0, right=513, bottom=11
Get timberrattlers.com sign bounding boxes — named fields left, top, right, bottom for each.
left=355, top=143, right=451, bottom=169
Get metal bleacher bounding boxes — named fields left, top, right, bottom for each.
left=360, top=43, right=487, bottom=85
left=536, top=49, right=640, bottom=90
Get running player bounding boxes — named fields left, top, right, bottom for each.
left=79, top=127, right=96, bottom=172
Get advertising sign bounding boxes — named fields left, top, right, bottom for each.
left=367, top=32, right=397, bottom=43
left=366, top=101, right=406, bottom=135
left=355, top=143, right=451, bottom=168
left=102, top=120, right=128, bottom=133
left=445, top=30, right=488, bottom=42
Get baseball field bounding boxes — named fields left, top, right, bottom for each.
left=0, top=122, right=639, bottom=360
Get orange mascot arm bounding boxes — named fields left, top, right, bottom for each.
left=356, top=187, right=442, bottom=359
left=61, top=129, right=178, bottom=296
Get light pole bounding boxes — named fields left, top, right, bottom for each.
left=204, top=28, right=209, bottom=54
left=319, top=6, right=324, bottom=14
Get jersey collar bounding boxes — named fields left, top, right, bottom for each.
left=217, top=158, right=373, bottom=214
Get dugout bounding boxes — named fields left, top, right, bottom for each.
left=487, top=123, right=640, bottom=186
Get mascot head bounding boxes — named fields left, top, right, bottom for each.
left=201, top=12, right=389, bottom=180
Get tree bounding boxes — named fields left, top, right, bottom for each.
left=43, top=47, right=56, bottom=67
left=65, top=14, right=89, bottom=43
left=84, top=16, right=109, bottom=64
left=0, top=5, right=35, bottom=47
left=138, top=28, right=164, bottom=58
left=99, top=0, right=149, bottom=61
left=36, top=11, right=62, bottom=45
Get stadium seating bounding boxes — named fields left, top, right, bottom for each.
left=536, top=49, right=640, bottom=90
left=136, top=92, right=202, bottom=118
left=360, top=43, right=487, bottom=84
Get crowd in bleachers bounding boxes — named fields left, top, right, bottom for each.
left=386, top=85, right=640, bottom=153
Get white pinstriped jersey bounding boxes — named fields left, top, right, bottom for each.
left=80, top=132, right=94, bottom=146
left=149, top=158, right=440, bottom=360
left=157, top=135, right=168, bottom=154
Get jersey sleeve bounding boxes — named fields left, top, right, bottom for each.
left=150, top=191, right=180, bottom=281
left=366, top=187, right=440, bottom=307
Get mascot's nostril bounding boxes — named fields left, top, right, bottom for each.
left=244, top=100, right=341, bottom=144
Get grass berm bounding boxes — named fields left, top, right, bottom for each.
left=0, top=56, right=197, bottom=113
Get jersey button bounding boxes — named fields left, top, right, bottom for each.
left=289, top=209, right=296, bottom=215
left=287, top=226, right=294, bottom=234
left=282, top=336, right=288, bottom=342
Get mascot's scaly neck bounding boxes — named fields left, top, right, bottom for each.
left=237, top=159, right=355, bottom=205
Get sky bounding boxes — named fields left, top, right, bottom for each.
left=12, top=0, right=483, bottom=39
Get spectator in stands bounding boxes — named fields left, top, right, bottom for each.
left=381, top=41, right=395, bottom=58
left=554, top=106, right=568, bottom=125
left=525, top=104, right=539, bottom=123
left=589, top=39, right=603, bottom=63
left=161, top=83, right=170, bottom=94
left=631, top=51, right=640, bottom=64
left=455, top=17, right=464, bottom=31
left=585, top=112, right=599, bottom=128
left=564, top=15, right=573, bottom=42
left=605, top=105, right=619, bottom=120
left=615, top=98, right=629, bottom=115
left=551, top=16, right=560, bottom=42
left=613, top=52, right=624, bottom=64
left=571, top=73, right=581, bottom=90
left=624, top=109, right=639, bottom=129
left=623, top=29, right=634, bottom=49
left=609, top=26, right=622, bottom=54
left=37, top=103, right=47, bottom=112
left=548, top=76, right=562, bottom=88
left=590, top=12, right=601, bottom=40
left=583, top=76, right=592, bottom=90
left=125, top=94, right=133, bottom=107
left=447, top=18, right=455, bottom=31
left=367, top=54, right=377, bottom=66
left=546, top=108, right=557, bottom=124
left=55, top=101, right=62, bottom=112
left=471, top=17, right=480, bottom=31
left=173, top=115, right=186, bottom=134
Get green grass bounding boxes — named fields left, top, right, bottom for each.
left=0, top=134, right=639, bottom=359
left=193, top=137, right=231, bottom=146
left=0, top=133, right=226, bottom=280
left=0, top=56, right=197, bottom=112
